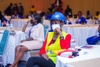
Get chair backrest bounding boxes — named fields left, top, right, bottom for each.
left=44, top=25, right=49, bottom=39
left=0, top=30, right=10, bottom=55
left=42, top=20, right=51, bottom=30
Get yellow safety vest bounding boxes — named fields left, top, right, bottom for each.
left=45, top=31, right=67, bottom=63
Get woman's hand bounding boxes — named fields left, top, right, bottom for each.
left=42, top=54, right=49, bottom=60
left=55, top=28, right=62, bottom=36
left=26, top=19, right=31, bottom=24
left=21, top=40, right=26, bottom=43
left=22, top=19, right=30, bottom=32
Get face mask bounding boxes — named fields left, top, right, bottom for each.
left=52, top=24, right=60, bottom=30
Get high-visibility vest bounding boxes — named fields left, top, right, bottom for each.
left=45, top=31, right=67, bottom=63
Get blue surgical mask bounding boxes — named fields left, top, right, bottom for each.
left=52, top=24, right=60, bottom=30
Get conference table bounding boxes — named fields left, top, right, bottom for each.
left=56, top=45, right=100, bottom=67
left=4, top=16, right=30, bottom=29
left=10, top=19, right=51, bottom=29
left=62, top=24, right=98, bottom=46
left=10, top=19, right=30, bottom=28
left=0, top=27, right=26, bottom=66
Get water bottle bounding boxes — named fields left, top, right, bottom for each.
left=95, top=20, right=98, bottom=24
left=6, top=21, right=9, bottom=26
left=0, top=20, right=1, bottom=27
left=10, top=23, right=16, bottom=35
left=86, top=22, right=89, bottom=27
left=10, top=24, right=14, bottom=29
left=6, top=21, right=9, bottom=30
left=70, top=39, right=78, bottom=50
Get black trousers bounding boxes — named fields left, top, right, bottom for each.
left=26, top=57, right=55, bottom=67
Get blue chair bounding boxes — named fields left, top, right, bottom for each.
left=0, top=30, right=10, bottom=66
left=43, top=25, right=49, bottom=39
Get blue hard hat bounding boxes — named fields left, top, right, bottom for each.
left=51, top=12, right=66, bottom=24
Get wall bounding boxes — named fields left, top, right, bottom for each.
left=0, top=0, right=100, bottom=16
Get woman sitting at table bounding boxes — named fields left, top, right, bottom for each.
left=26, top=12, right=71, bottom=67
left=94, top=11, right=100, bottom=20
left=86, top=25, right=100, bottom=45
left=11, top=11, right=23, bottom=19
left=76, top=11, right=87, bottom=24
left=9, top=13, right=44, bottom=67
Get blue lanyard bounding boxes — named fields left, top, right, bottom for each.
left=28, top=23, right=38, bottom=38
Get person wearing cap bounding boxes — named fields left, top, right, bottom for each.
left=86, top=25, right=100, bottom=45
left=26, top=12, right=71, bottom=67
left=9, top=13, right=44, bottom=67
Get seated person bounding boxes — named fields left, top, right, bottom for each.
left=76, top=11, right=87, bottom=24
left=86, top=25, right=100, bottom=45
left=9, top=13, right=44, bottom=67
left=29, top=5, right=36, bottom=14
left=67, top=17, right=72, bottom=25
left=4, top=3, right=13, bottom=16
left=11, top=11, right=23, bottom=19
left=64, top=5, right=72, bottom=18
left=0, top=11, right=8, bottom=26
left=86, top=10, right=93, bottom=19
left=0, top=11, right=8, bottom=22
left=94, top=11, right=100, bottom=19
left=48, top=4, right=55, bottom=14
left=45, top=12, right=52, bottom=20
left=26, top=12, right=71, bottom=67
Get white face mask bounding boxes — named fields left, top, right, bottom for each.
left=52, top=24, right=60, bottom=30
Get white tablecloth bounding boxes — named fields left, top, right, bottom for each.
left=62, top=24, right=98, bottom=46
left=10, top=19, right=30, bottom=28
left=56, top=45, right=100, bottom=67
left=67, top=18, right=96, bottom=25
left=0, top=29, right=26, bottom=66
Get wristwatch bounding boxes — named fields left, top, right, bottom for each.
left=60, top=36, right=64, bottom=40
